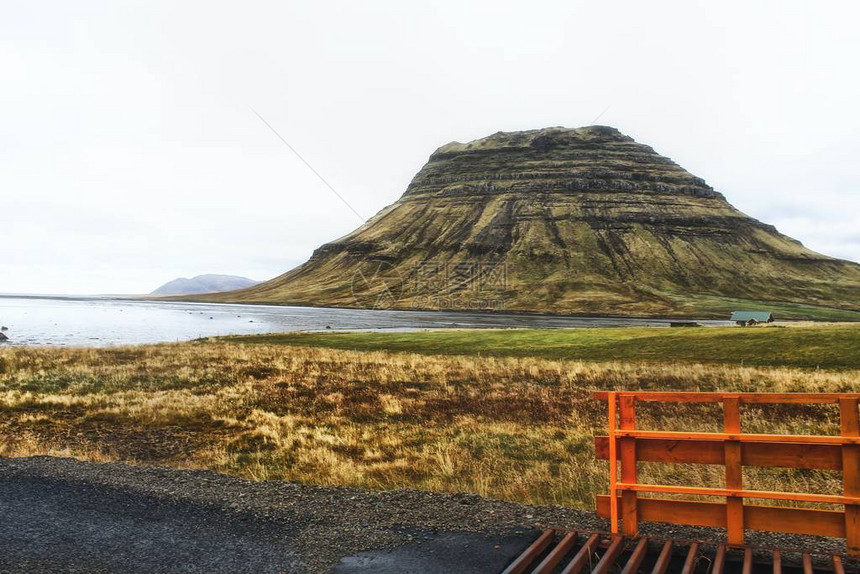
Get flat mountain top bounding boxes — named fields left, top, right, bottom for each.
left=151, top=274, right=260, bottom=297
left=194, top=126, right=860, bottom=319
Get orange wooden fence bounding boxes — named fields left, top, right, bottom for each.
left=593, top=391, right=860, bottom=557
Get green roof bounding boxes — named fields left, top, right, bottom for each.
left=730, top=311, right=774, bottom=322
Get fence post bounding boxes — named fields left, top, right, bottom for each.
left=723, top=395, right=744, bottom=545
left=608, top=392, right=619, bottom=534
left=619, top=394, right=638, bottom=536
left=840, top=398, right=859, bottom=557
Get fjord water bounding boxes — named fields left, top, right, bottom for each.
left=0, top=296, right=706, bottom=347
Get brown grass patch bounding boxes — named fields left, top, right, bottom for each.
left=0, top=342, right=856, bottom=508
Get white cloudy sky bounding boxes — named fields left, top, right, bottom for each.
left=1, top=1, right=858, bottom=294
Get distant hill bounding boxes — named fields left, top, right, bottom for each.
left=190, top=126, right=860, bottom=319
left=151, top=274, right=260, bottom=296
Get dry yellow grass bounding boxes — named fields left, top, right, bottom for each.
left=0, top=342, right=856, bottom=508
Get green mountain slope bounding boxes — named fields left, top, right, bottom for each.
left=195, top=126, right=860, bottom=319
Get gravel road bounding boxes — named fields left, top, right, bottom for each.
left=0, top=457, right=854, bottom=573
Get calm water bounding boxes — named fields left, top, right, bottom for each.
left=0, top=296, right=718, bottom=347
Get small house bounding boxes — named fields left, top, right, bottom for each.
left=730, top=311, right=774, bottom=326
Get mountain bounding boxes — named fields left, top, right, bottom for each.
left=195, top=126, right=860, bottom=319
left=151, top=274, right=260, bottom=296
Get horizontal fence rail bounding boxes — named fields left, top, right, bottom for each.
left=593, top=391, right=860, bottom=557
left=592, top=392, right=860, bottom=404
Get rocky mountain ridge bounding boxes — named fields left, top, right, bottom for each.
left=195, top=126, right=860, bottom=319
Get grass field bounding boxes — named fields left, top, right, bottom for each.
left=225, top=323, right=860, bottom=369
left=1, top=325, right=857, bottom=510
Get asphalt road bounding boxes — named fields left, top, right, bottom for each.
left=1, top=457, right=853, bottom=573
left=0, top=462, right=304, bottom=572
left=0, top=457, right=600, bottom=573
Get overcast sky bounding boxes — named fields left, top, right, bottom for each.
left=2, top=1, right=858, bottom=294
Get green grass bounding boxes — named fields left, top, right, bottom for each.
left=224, top=324, right=860, bottom=370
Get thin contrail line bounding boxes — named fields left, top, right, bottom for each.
left=248, top=106, right=365, bottom=222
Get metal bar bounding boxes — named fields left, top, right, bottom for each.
left=608, top=392, right=619, bottom=535
left=651, top=540, right=674, bottom=574
left=598, top=495, right=847, bottom=538
left=592, top=536, right=625, bottom=574
left=559, top=533, right=600, bottom=574
left=500, top=529, right=555, bottom=574
left=745, top=503, right=846, bottom=537
left=742, top=548, right=753, bottom=574
left=531, top=531, right=578, bottom=574
left=802, top=553, right=813, bottom=574
left=833, top=555, right=845, bottom=574
left=680, top=543, right=699, bottom=574
left=620, top=538, right=649, bottom=574
left=725, top=396, right=745, bottom=546
left=712, top=544, right=726, bottom=574
left=612, top=482, right=860, bottom=505
left=594, top=436, right=843, bottom=470
left=773, top=550, right=781, bottom=574
left=592, top=391, right=859, bottom=404
left=613, top=429, right=860, bottom=445
left=840, top=398, right=860, bottom=558
left=620, top=395, right=638, bottom=536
